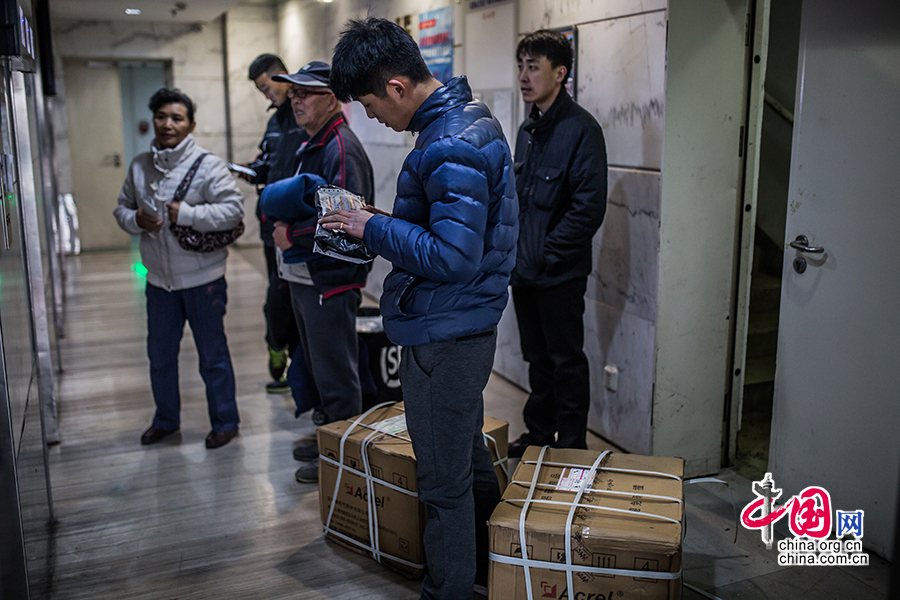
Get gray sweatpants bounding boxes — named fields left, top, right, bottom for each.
left=401, top=330, right=502, bottom=600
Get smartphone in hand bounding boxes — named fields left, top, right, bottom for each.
left=140, top=196, right=160, bottom=219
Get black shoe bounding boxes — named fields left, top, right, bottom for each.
left=293, top=441, right=319, bottom=462
left=140, top=426, right=179, bottom=445
left=265, top=378, right=290, bottom=394
left=508, top=434, right=553, bottom=458
left=295, top=460, right=319, bottom=484
left=205, top=428, right=238, bottom=449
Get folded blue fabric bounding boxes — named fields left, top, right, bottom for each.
left=260, top=173, right=327, bottom=263
left=260, top=173, right=326, bottom=222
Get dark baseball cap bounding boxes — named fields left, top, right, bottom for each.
left=272, top=61, right=331, bottom=88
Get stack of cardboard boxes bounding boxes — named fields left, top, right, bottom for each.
left=316, top=402, right=509, bottom=578
left=315, top=404, right=685, bottom=599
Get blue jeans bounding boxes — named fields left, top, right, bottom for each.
left=401, top=331, right=501, bottom=600
left=146, top=277, right=239, bottom=433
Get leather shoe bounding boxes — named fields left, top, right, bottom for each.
left=205, top=428, right=238, bottom=449
left=140, top=426, right=178, bottom=445
left=293, top=440, right=319, bottom=462
left=295, top=460, right=319, bottom=484
left=508, top=434, right=553, bottom=458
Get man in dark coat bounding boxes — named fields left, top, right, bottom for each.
left=247, top=54, right=309, bottom=393
left=268, top=61, right=375, bottom=485
left=508, top=30, right=608, bottom=457
left=325, top=18, right=518, bottom=600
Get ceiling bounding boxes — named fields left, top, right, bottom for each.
left=48, top=0, right=274, bottom=23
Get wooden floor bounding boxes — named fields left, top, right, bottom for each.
left=23, top=248, right=892, bottom=600
left=27, top=247, right=536, bottom=599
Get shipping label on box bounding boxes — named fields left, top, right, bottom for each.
left=488, top=447, right=684, bottom=600
left=318, top=402, right=509, bottom=578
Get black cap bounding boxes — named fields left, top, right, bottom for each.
left=272, top=61, right=331, bottom=88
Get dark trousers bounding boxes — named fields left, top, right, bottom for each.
left=512, top=277, right=590, bottom=449
left=146, top=278, right=239, bottom=433
left=401, top=332, right=501, bottom=600
left=288, top=283, right=362, bottom=424
left=264, top=243, right=299, bottom=354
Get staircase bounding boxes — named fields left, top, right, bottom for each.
left=736, top=230, right=783, bottom=480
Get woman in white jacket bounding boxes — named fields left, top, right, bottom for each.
left=114, top=88, right=244, bottom=449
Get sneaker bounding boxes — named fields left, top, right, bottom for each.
left=268, top=345, right=288, bottom=381
left=265, top=378, right=290, bottom=394
left=295, top=459, right=319, bottom=484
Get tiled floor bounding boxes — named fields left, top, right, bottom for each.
left=27, top=248, right=891, bottom=599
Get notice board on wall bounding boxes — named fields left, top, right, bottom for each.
left=419, top=7, right=453, bottom=83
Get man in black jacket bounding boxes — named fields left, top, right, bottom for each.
left=509, top=30, right=608, bottom=457
left=247, top=54, right=309, bottom=393
left=269, top=61, right=375, bottom=485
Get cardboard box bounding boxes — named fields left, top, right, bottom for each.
left=317, top=402, right=509, bottom=578
left=488, top=447, right=684, bottom=600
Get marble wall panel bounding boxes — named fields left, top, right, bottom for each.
left=587, top=168, right=660, bottom=322
left=577, top=12, right=666, bottom=170
left=584, top=297, right=654, bottom=454
left=518, top=0, right=667, bottom=32
left=226, top=5, right=279, bottom=139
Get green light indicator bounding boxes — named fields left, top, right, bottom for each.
left=133, top=262, right=148, bottom=278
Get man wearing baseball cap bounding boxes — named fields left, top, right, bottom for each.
left=268, top=61, right=375, bottom=485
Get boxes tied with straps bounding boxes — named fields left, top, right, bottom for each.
left=488, top=446, right=684, bottom=599
left=317, top=401, right=509, bottom=578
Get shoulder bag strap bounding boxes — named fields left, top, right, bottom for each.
left=173, top=153, right=210, bottom=202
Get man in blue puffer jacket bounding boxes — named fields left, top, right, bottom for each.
left=326, top=18, right=518, bottom=600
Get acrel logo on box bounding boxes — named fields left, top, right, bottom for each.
left=539, top=583, right=621, bottom=600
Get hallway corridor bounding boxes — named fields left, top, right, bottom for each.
left=30, top=248, right=429, bottom=598
left=23, top=249, right=890, bottom=599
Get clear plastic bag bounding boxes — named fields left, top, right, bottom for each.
left=313, top=186, right=376, bottom=264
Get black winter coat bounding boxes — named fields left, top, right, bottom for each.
left=511, top=89, right=608, bottom=288
left=255, top=101, right=308, bottom=245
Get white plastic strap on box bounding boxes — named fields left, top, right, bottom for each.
left=488, top=552, right=683, bottom=581
left=516, top=445, right=550, bottom=600
left=499, top=447, right=683, bottom=599
left=321, top=403, right=508, bottom=571
left=507, top=480, right=684, bottom=507
left=562, top=450, right=610, bottom=596
left=322, top=401, right=427, bottom=571
left=520, top=458, right=683, bottom=482
left=482, top=431, right=510, bottom=480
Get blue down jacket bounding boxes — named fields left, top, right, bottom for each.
left=363, top=77, right=518, bottom=346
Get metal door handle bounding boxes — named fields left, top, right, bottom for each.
left=789, top=235, right=824, bottom=254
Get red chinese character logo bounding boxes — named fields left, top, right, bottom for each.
left=788, top=486, right=832, bottom=538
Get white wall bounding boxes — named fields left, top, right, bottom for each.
left=225, top=4, right=282, bottom=245
left=654, top=0, right=751, bottom=475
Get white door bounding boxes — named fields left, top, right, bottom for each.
left=63, top=59, right=130, bottom=250
left=769, top=0, right=900, bottom=558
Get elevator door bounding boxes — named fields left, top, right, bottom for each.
left=63, top=59, right=130, bottom=250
